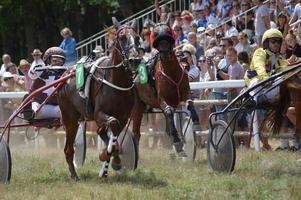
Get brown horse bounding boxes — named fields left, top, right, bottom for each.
left=263, top=64, right=301, bottom=141
left=131, top=23, right=190, bottom=157
left=57, top=18, right=141, bottom=180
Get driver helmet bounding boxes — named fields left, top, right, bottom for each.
left=262, top=28, right=283, bottom=45
left=43, top=47, right=65, bottom=65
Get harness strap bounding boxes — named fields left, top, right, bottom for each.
left=159, top=61, right=185, bottom=102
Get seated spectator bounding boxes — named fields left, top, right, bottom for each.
left=235, top=32, right=251, bottom=54
left=93, top=45, right=105, bottom=60
left=194, top=7, right=208, bottom=28
left=1, top=72, right=23, bottom=119
left=0, top=54, right=12, bottom=76
left=31, top=49, right=44, bottom=67
left=223, top=20, right=239, bottom=38
left=217, top=0, right=232, bottom=19
left=17, top=59, right=32, bottom=91
left=190, top=22, right=198, bottom=33
left=285, top=31, right=301, bottom=63
left=187, top=32, right=204, bottom=60
left=236, top=1, right=254, bottom=32
left=174, top=26, right=187, bottom=46
left=190, top=0, right=209, bottom=12
left=204, top=5, right=219, bottom=26
left=6, top=63, right=18, bottom=75
left=182, top=13, right=193, bottom=34
left=237, top=51, right=250, bottom=73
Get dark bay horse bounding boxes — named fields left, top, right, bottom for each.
left=131, top=23, right=190, bottom=157
left=57, top=18, right=141, bottom=180
left=263, top=63, right=301, bottom=142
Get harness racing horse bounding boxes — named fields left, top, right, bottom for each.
left=57, top=18, right=141, bottom=180
left=265, top=64, right=301, bottom=142
left=131, top=22, right=190, bottom=157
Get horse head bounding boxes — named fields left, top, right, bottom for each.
left=112, top=17, right=142, bottom=72
left=152, top=20, right=175, bottom=58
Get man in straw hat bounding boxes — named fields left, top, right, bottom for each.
left=31, top=49, right=44, bottom=67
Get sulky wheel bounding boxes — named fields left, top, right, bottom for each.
left=118, top=128, right=138, bottom=170
left=0, top=137, right=11, bottom=183
left=182, top=117, right=197, bottom=162
left=73, top=122, right=86, bottom=168
left=207, top=120, right=236, bottom=173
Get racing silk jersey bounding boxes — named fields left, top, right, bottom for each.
left=29, top=67, right=65, bottom=105
left=244, top=48, right=288, bottom=86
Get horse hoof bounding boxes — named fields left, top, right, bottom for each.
left=99, top=149, right=111, bottom=161
left=99, top=176, right=108, bottom=183
left=111, top=156, right=122, bottom=171
left=71, top=175, right=80, bottom=181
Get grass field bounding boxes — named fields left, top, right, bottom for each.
left=1, top=143, right=301, bottom=200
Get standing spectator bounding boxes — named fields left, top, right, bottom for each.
left=207, top=37, right=232, bottom=114
left=0, top=54, right=12, bottom=76
left=18, top=59, right=32, bottom=91
left=187, top=32, right=204, bottom=60
left=276, top=12, right=289, bottom=38
left=253, top=0, right=271, bottom=45
left=181, top=47, right=201, bottom=129
left=59, top=27, right=77, bottom=66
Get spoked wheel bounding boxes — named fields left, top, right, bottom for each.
left=0, top=137, right=11, bottom=183
left=207, top=120, right=236, bottom=173
left=73, top=122, right=86, bottom=168
left=182, top=117, right=196, bottom=162
left=118, top=128, right=138, bottom=170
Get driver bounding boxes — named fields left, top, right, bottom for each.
left=24, top=47, right=66, bottom=120
left=244, top=28, right=288, bottom=150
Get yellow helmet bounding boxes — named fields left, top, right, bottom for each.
left=262, top=28, right=283, bottom=45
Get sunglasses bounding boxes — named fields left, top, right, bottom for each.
left=269, top=38, right=282, bottom=44
left=219, top=44, right=226, bottom=47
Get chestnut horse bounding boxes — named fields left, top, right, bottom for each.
left=57, top=18, right=141, bottom=180
left=131, top=23, right=190, bottom=157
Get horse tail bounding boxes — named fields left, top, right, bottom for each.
left=263, top=85, right=290, bottom=135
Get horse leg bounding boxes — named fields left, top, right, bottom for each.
left=94, top=111, right=121, bottom=178
left=60, top=108, right=81, bottom=181
left=160, top=102, right=186, bottom=157
left=131, top=99, right=146, bottom=145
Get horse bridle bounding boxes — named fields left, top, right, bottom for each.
left=93, top=26, right=140, bottom=91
